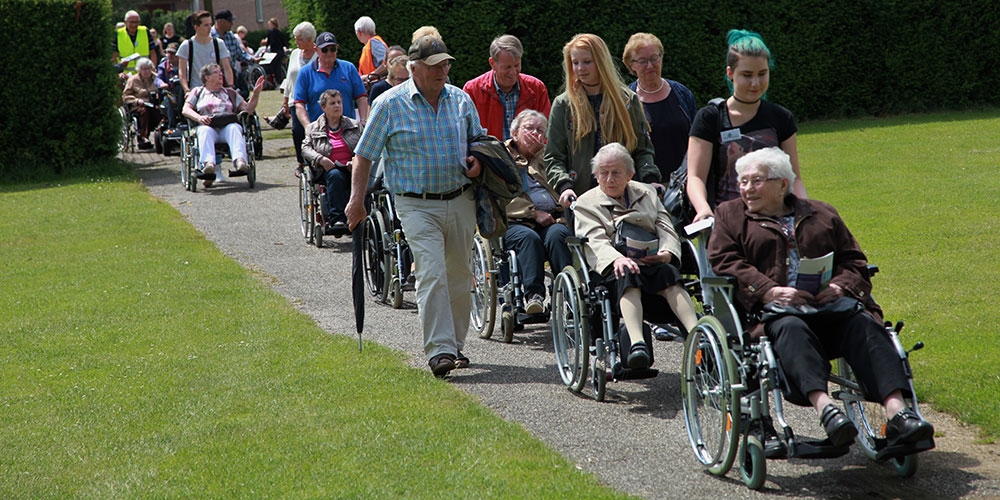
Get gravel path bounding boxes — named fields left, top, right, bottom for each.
left=130, top=128, right=1000, bottom=499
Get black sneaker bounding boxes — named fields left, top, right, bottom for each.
left=885, top=409, right=934, bottom=446
left=627, top=342, right=651, bottom=369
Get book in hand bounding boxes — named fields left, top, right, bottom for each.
left=796, top=251, right=833, bottom=295
left=625, top=235, right=658, bottom=259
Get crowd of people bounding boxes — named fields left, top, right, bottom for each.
left=117, top=11, right=934, bottom=451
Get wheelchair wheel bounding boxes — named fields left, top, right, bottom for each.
left=592, top=338, right=607, bottom=402
left=501, top=310, right=515, bottom=344
left=153, top=130, right=163, bottom=154
left=837, top=362, right=919, bottom=478
left=119, top=105, right=135, bottom=155
left=299, top=173, right=313, bottom=240
left=682, top=315, right=739, bottom=476
left=551, top=266, right=589, bottom=392
left=470, top=234, right=497, bottom=339
left=242, top=121, right=258, bottom=189
left=180, top=133, right=196, bottom=192
left=739, top=433, right=767, bottom=490
left=246, top=113, right=264, bottom=161
left=389, top=277, right=404, bottom=309
left=362, top=211, right=388, bottom=303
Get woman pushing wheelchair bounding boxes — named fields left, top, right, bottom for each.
left=708, top=146, right=934, bottom=450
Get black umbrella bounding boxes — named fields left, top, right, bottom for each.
left=351, top=223, right=364, bottom=352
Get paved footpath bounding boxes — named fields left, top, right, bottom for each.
left=130, top=135, right=1000, bottom=499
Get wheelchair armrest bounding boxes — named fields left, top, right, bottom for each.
left=701, top=276, right=737, bottom=288
left=866, top=264, right=879, bottom=277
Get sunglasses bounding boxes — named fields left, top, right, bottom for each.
left=320, top=46, right=338, bottom=53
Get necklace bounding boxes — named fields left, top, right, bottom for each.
left=732, top=94, right=761, bottom=105
left=637, top=78, right=665, bottom=94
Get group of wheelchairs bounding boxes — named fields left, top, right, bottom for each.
left=118, top=74, right=264, bottom=193
left=548, top=212, right=934, bottom=489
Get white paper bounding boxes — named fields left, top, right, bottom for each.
left=625, top=236, right=658, bottom=259
left=684, top=217, right=714, bottom=237
left=259, top=52, right=277, bottom=65
left=796, top=251, right=834, bottom=295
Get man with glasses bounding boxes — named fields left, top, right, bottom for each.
left=462, top=35, right=550, bottom=140
left=293, top=32, right=369, bottom=130
left=113, top=10, right=157, bottom=74
left=177, top=10, right=233, bottom=95
left=344, top=36, right=486, bottom=378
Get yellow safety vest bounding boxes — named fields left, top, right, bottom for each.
left=117, top=26, right=150, bottom=73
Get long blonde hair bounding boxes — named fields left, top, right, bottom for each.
left=562, top=34, right=637, bottom=152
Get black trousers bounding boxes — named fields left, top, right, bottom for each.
left=766, top=312, right=909, bottom=404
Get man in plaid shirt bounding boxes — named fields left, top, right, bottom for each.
left=346, top=36, right=486, bottom=379
left=211, top=10, right=257, bottom=92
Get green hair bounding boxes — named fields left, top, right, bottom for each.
left=725, top=29, right=774, bottom=93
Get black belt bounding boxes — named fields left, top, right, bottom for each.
left=399, top=184, right=470, bottom=200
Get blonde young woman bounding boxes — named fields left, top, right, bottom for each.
left=544, top=33, right=659, bottom=207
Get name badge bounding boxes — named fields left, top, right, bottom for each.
left=720, top=128, right=741, bottom=143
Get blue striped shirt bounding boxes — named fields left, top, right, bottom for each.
left=356, top=80, right=485, bottom=194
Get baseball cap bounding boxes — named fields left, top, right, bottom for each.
left=316, top=32, right=338, bottom=49
left=408, top=36, right=454, bottom=65
left=214, top=10, right=235, bottom=22
left=165, top=42, right=178, bottom=53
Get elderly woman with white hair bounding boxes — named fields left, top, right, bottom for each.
left=280, top=21, right=319, bottom=171
left=709, top=146, right=934, bottom=451
left=122, top=57, right=167, bottom=150
left=574, top=142, right=699, bottom=370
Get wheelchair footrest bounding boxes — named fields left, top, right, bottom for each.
left=875, top=438, right=934, bottom=461
left=612, top=365, right=659, bottom=381
left=228, top=169, right=249, bottom=177
left=516, top=312, right=550, bottom=325
left=790, top=438, right=851, bottom=459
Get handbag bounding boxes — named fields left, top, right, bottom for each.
left=267, top=107, right=289, bottom=130
left=614, top=220, right=658, bottom=259
left=759, top=296, right=865, bottom=323
left=661, top=158, right=694, bottom=230
left=209, top=112, right=239, bottom=128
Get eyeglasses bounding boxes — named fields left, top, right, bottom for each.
left=595, top=169, right=627, bottom=180
left=737, top=175, right=780, bottom=188
left=631, top=56, right=661, bottom=67
left=320, top=46, right=338, bottom=53
left=518, top=125, right=546, bottom=135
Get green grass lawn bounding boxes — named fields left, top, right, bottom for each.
left=0, top=174, right=626, bottom=499
left=799, top=109, right=1000, bottom=442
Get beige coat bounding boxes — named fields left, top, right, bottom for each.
left=573, top=180, right=680, bottom=275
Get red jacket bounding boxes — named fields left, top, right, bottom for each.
left=463, top=70, right=551, bottom=139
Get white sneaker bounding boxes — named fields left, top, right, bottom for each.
left=525, top=294, right=544, bottom=314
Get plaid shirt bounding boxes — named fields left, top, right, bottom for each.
left=356, top=80, right=485, bottom=195
left=211, top=27, right=251, bottom=64
left=495, top=78, right=520, bottom=140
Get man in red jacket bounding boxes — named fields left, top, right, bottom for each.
left=463, top=35, right=551, bottom=140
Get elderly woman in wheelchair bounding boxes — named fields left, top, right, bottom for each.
left=574, top=143, right=699, bottom=370
left=182, top=63, right=264, bottom=188
left=701, top=146, right=933, bottom=485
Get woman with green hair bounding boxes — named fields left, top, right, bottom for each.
left=686, top=29, right=806, bottom=223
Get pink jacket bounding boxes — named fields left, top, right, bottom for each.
left=463, top=70, right=551, bottom=139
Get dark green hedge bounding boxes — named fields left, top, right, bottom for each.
left=283, top=0, right=1000, bottom=121
left=1, top=0, right=119, bottom=179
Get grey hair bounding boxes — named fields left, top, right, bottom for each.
left=734, top=147, right=796, bottom=188
left=510, top=109, right=547, bottom=136
left=354, top=16, right=376, bottom=35
left=319, top=89, right=342, bottom=107
left=292, top=21, right=316, bottom=42
left=199, top=63, right=221, bottom=82
left=591, top=142, right=635, bottom=174
left=490, top=34, right=523, bottom=60
left=124, top=10, right=139, bottom=20
left=135, top=57, right=154, bottom=71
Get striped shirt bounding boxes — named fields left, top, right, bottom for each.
left=495, top=78, right=520, bottom=140
left=356, top=80, right=485, bottom=195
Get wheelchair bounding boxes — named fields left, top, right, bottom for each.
left=362, top=167, right=414, bottom=309
left=118, top=104, right=139, bottom=156
left=152, top=79, right=186, bottom=156
left=470, top=232, right=551, bottom=344
left=678, top=220, right=933, bottom=490
left=179, top=111, right=260, bottom=192
left=297, top=165, right=326, bottom=247
left=550, top=229, right=688, bottom=402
